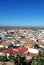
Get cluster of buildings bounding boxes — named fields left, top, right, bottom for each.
left=0, top=27, right=44, bottom=62
left=0, top=28, right=44, bottom=46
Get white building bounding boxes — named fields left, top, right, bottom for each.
left=0, top=45, right=4, bottom=48
left=28, top=48, right=39, bottom=54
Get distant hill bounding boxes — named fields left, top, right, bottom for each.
left=0, top=26, right=44, bottom=30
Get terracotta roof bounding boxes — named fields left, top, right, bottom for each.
left=27, top=51, right=36, bottom=57
left=1, top=48, right=36, bottom=58
left=29, top=53, right=36, bottom=57
left=1, top=48, right=28, bottom=54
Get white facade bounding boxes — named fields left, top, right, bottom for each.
left=28, top=48, right=39, bottom=54
left=0, top=45, right=4, bottom=48
left=39, top=44, right=44, bottom=48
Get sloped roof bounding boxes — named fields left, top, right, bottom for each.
left=1, top=48, right=28, bottom=54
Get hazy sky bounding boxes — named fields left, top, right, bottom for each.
left=0, top=0, right=44, bottom=26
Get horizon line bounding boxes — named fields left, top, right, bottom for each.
left=0, top=25, right=44, bottom=29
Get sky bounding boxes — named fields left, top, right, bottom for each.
left=0, top=0, right=44, bottom=27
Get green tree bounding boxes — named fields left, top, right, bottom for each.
left=31, top=52, right=44, bottom=65
left=14, top=54, right=26, bottom=65
left=33, top=44, right=39, bottom=49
